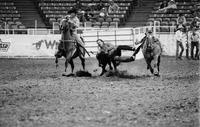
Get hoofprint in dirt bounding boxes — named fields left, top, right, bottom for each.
left=0, top=57, right=199, bottom=127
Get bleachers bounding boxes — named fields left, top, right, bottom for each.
left=0, top=0, right=26, bottom=30
left=147, top=1, right=200, bottom=32
left=36, top=0, right=136, bottom=28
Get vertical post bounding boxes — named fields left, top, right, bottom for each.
left=84, top=22, right=86, bottom=31
left=114, top=29, right=117, bottom=46
left=35, top=20, right=37, bottom=35
left=4, top=22, right=6, bottom=34
left=97, top=30, right=99, bottom=41
left=153, top=21, right=156, bottom=36
left=35, top=20, right=37, bottom=29
left=131, top=28, right=135, bottom=47
left=52, top=22, right=55, bottom=34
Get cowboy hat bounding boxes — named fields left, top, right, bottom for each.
left=68, top=8, right=78, bottom=14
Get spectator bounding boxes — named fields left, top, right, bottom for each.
left=190, top=4, right=200, bottom=17
left=177, top=14, right=186, bottom=26
left=99, top=7, right=108, bottom=18
left=138, top=0, right=144, bottom=7
left=78, top=11, right=86, bottom=22
left=96, top=0, right=105, bottom=11
left=175, top=26, right=184, bottom=60
left=190, top=17, right=199, bottom=30
left=190, top=28, right=199, bottom=60
left=176, top=14, right=187, bottom=32
left=74, top=0, right=82, bottom=10
left=159, top=0, right=168, bottom=9
left=108, top=0, right=119, bottom=13
left=157, top=0, right=177, bottom=13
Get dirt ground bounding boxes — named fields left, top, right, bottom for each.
left=0, top=56, right=199, bottom=127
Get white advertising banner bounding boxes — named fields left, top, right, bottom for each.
left=0, top=32, right=187, bottom=58
left=0, top=35, right=60, bottom=58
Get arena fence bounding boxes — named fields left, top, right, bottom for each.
left=0, top=25, right=198, bottom=59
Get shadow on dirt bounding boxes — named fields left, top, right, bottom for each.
left=62, top=70, right=92, bottom=77
left=61, top=70, right=152, bottom=80
left=164, top=74, right=199, bottom=81
left=104, top=70, right=152, bottom=79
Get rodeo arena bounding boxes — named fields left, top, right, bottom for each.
left=0, top=0, right=200, bottom=126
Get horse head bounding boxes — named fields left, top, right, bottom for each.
left=144, top=35, right=155, bottom=52
left=60, top=18, right=75, bottom=34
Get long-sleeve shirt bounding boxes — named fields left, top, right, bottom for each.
left=175, top=30, right=183, bottom=42
left=99, top=43, right=115, bottom=54
left=69, top=16, right=80, bottom=29
left=108, top=3, right=119, bottom=13
left=191, top=33, right=199, bottom=42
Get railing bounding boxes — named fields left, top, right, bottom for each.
left=0, top=20, right=178, bottom=36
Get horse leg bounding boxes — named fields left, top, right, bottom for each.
left=157, top=55, right=161, bottom=73
left=65, top=59, right=69, bottom=72
left=108, top=59, right=113, bottom=70
left=152, top=55, right=160, bottom=76
left=64, top=51, right=73, bottom=73
left=111, top=60, right=117, bottom=71
left=149, top=62, right=154, bottom=74
left=69, top=59, right=74, bottom=74
left=100, top=65, right=107, bottom=76
left=55, top=57, right=58, bottom=68
left=144, top=56, right=154, bottom=74
left=79, top=55, right=85, bottom=70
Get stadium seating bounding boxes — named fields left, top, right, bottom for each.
left=36, top=0, right=136, bottom=28
left=147, top=0, right=199, bottom=32
left=0, top=0, right=26, bottom=30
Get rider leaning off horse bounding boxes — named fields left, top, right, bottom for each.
left=96, top=39, right=136, bottom=63
left=96, top=30, right=160, bottom=63
left=55, top=8, right=85, bottom=58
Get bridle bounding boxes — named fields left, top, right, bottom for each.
left=145, top=35, right=154, bottom=52
left=60, top=19, right=76, bottom=44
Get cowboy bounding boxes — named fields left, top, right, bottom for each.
left=190, top=28, right=199, bottom=60
left=190, top=17, right=199, bottom=30
left=157, top=0, right=177, bottom=13
left=67, top=8, right=85, bottom=48
left=175, top=26, right=185, bottom=60
left=108, top=0, right=119, bottom=13
left=55, top=8, right=85, bottom=58
left=132, top=30, right=160, bottom=57
left=96, top=39, right=136, bottom=64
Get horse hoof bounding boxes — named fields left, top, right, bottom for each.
left=154, top=73, right=160, bottom=77
left=62, top=73, right=75, bottom=77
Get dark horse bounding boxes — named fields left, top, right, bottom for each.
left=55, top=19, right=85, bottom=74
left=142, top=36, right=162, bottom=76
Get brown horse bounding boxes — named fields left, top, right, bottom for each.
left=55, top=19, right=85, bottom=74
left=142, top=36, right=162, bottom=76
